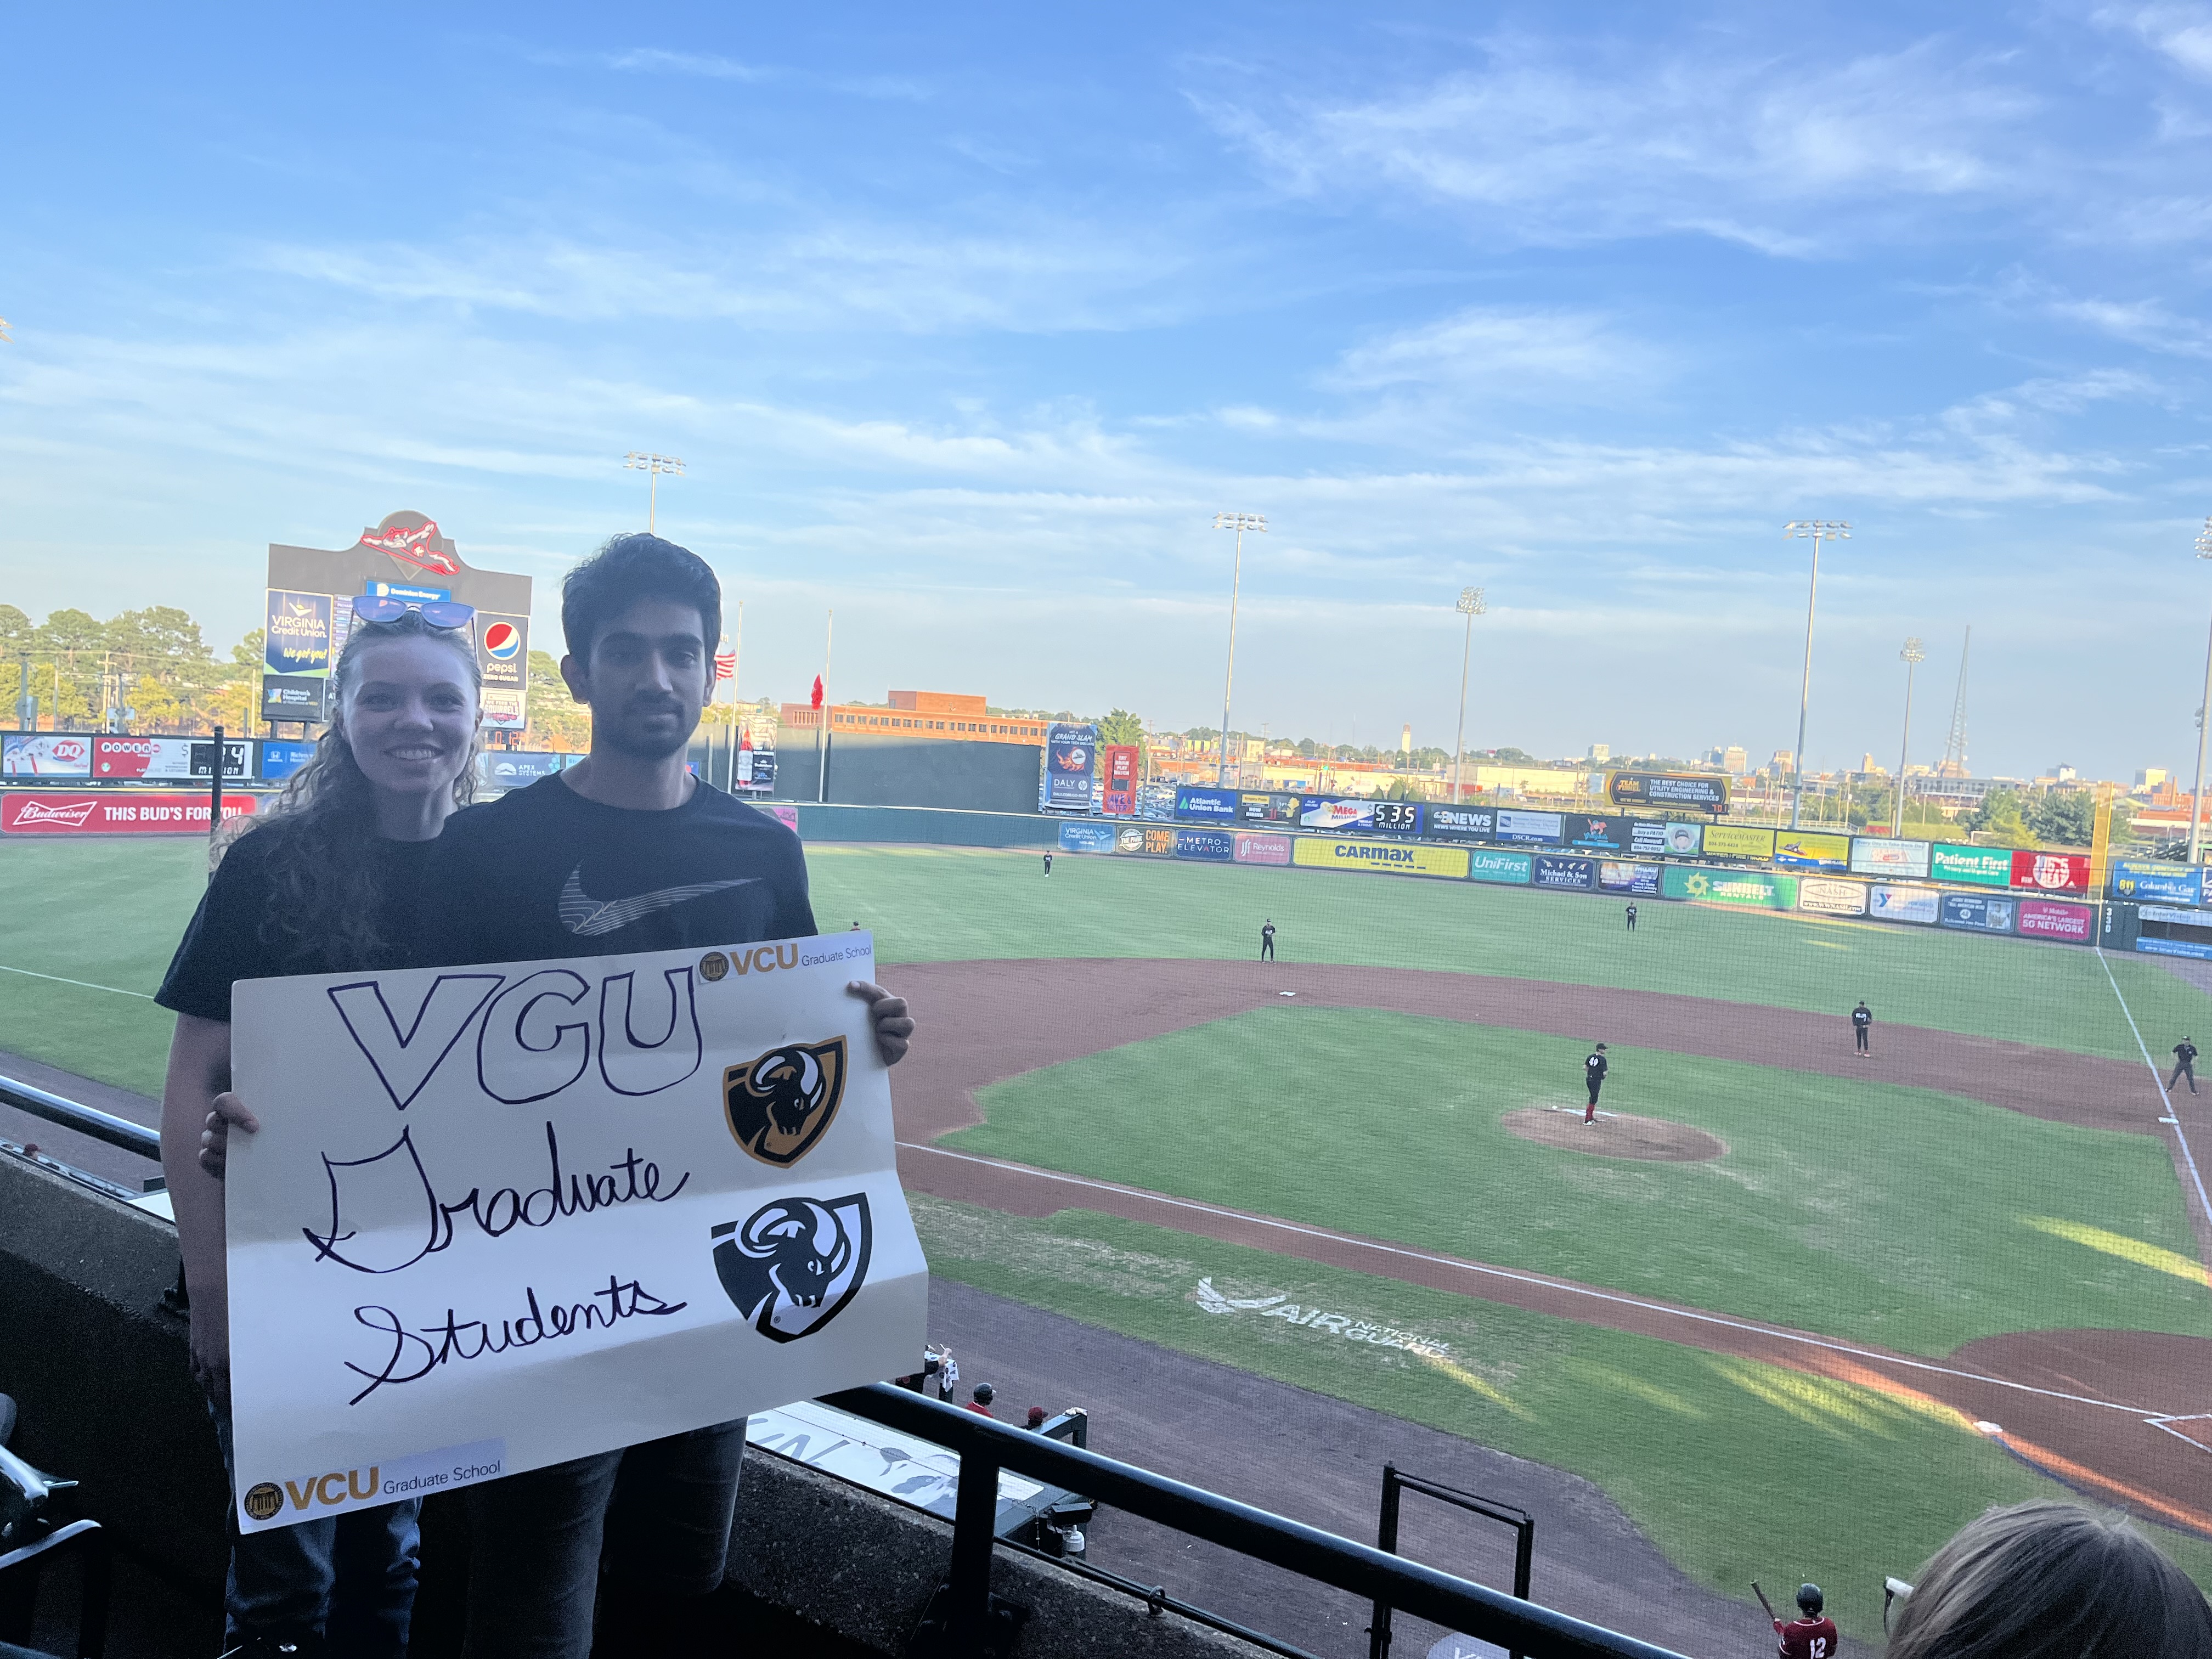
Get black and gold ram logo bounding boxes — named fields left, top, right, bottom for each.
left=723, top=1037, right=847, bottom=1166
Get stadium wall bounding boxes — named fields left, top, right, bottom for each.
left=773, top=727, right=1043, bottom=815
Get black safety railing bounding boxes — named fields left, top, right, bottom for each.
left=825, top=1384, right=1690, bottom=1659
left=1372, top=1466, right=1534, bottom=1659
left=0, top=1076, right=159, bottom=1161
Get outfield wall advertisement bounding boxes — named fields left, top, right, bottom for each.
left=1929, top=844, right=2012, bottom=888
left=2111, top=860, right=2201, bottom=904
left=1173, top=828, right=1236, bottom=862
left=1425, top=805, right=1496, bottom=842
left=1606, top=771, right=1728, bottom=812
left=1532, top=855, right=1597, bottom=890
left=1797, top=877, right=1869, bottom=916
left=1042, top=724, right=1098, bottom=812
left=1560, top=814, right=1632, bottom=853
left=91, top=736, right=251, bottom=780
left=1598, top=861, right=1661, bottom=895
left=3, top=735, right=92, bottom=776
left=1492, top=809, right=1564, bottom=844
left=1464, top=848, right=1533, bottom=884
left=1058, top=821, right=1119, bottom=853
left=1175, top=786, right=1239, bottom=824
left=1, top=791, right=261, bottom=834
left=1631, top=821, right=1706, bottom=857
left=1663, top=867, right=1795, bottom=908
left=1700, top=824, right=1776, bottom=861
left=1852, top=838, right=1933, bottom=879
left=1940, top=894, right=2016, bottom=934
left=1773, top=832, right=1850, bottom=873
left=2012, top=851, right=2090, bottom=895
left=1292, top=837, right=1470, bottom=878
left=2018, top=899, right=2093, bottom=941
left=1233, top=832, right=1293, bottom=865
left=1869, top=884, right=1941, bottom=924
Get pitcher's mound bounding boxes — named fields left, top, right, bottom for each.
left=1502, top=1108, right=1726, bottom=1163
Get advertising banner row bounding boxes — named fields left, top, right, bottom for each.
left=1, top=735, right=669, bottom=793
left=1068, top=819, right=2100, bottom=943
left=1169, top=786, right=2099, bottom=895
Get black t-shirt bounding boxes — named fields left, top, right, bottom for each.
left=420, top=774, right=816, bottom=968
left=1853, top=1006, right=1873, bottom=1028
left=2177, top=1043, right=2198, bottom=1065
left=1585, top=1052, right=1607, bottom=1081
left=155, top=823, right=435, bottom=1022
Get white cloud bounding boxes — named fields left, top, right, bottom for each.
left=1197, top=35, right=2045, bottom=252
left=2095, top=5, right=2212, bottom=77
left=1323, top=306, right=1660, bottom=394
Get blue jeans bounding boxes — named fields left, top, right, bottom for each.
left=461, top=1420, right=746, bottom=1659
left=210, top=1404, right=421, bottom=1656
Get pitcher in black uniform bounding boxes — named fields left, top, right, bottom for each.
left=1583, top=1043, right=1609, bottom=1124
left=1852, top=999, right=1873, bottom=1057
left=1261, top=919, right=1276, bottom=961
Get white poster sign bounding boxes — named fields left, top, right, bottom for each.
left=225, top=932, right=925, bottom=1532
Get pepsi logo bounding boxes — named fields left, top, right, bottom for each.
left=482, top=622, right=521, bottom=660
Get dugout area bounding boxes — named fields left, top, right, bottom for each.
left=3, top=834, right=2210, bottom=1650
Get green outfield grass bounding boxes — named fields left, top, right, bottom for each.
left=805, top=844, right=2207, bottom=1064
left=945, top=1007, right=2212, bottom=1355
left=4, top=836, right=2209, bottom=1094
left=0, top=839, right=211, bottom=1096
left=911, top=1195, right=2212, bottom=1637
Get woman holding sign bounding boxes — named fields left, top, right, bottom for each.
left=157, top=602, right=485, bottom=1659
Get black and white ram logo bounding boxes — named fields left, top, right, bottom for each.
left=711, top=1194, right=872, bottom=1344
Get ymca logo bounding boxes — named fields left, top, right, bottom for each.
left=723, top=1037, right=847, bottom=1167
left=482, top=620, right=521, bottom=661
left=712, top=1194, right=872, bottom=1343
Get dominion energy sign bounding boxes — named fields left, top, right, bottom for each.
left=264, top=511, right=533, bottom=732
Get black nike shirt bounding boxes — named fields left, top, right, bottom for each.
left=419, top=773, right=817, bottom=967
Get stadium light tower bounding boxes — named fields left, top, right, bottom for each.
left=1782, top=520, right=1850, bottom=828
left=624, top=452, right=686, bottom=533
left=1213, top=512, right=1267, bottom=787
left=2190, top=517, right=2212, bottom=864
left=1452, top=587, right=1487, bottom=804
left=1893, top=636, right=1925, bottom=838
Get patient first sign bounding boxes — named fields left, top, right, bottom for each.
left=224, top=933, right=926, bottom=1532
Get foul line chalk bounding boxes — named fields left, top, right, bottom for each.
left=2095, top=946, right=2212, bottom=1280
left=0, top=963, right=154, bottom=1000
left=899, top=1141, right=2158, bottom=1417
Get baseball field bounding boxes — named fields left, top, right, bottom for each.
left=6, top=833, right=2211, bottom=1645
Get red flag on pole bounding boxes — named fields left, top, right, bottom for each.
left=739, top=727, right=753, bottom=751
left=714, top=650, right=736, bottom=681
left=810, top=675, right=824, bottom=709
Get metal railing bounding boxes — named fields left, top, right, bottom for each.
left=825, top=1384, right=1690, bottom=1659
left=0, top=1076, right=159, bottom=1161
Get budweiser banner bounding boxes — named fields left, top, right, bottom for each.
left=2, top=791, right=261, bottom=834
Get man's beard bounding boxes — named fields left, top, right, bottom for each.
left=598, top=703, right=698, bottom=760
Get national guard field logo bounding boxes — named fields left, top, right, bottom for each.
left=243, top=1482, right=284, bottom=1522
left=723, top=1037, right=846, bottom=1166
left=699, top=950, right=730, bottom=981
left=711, top=1194, right=872, bottom=1342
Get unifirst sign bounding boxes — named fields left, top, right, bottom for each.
left=1292, top=837, right=1471, bottom=879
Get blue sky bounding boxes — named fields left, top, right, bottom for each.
left=4, top=3, right=2212, bottom=780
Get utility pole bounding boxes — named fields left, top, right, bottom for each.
left=2190, top=519, right=2212, bottom=864
left=1213, top=512, right=1266, bottom=787
left=623, top=452, right=686, bottom=533
left=1939, top=625, right=1972, bottom=778
left=817, top=610, right=834, bottom=805
left=1452, top=587, right=1486, bottom=805
left=1893, top=637, right=1925, bottom=837
left=1782, top=520, right=1850, bottom=828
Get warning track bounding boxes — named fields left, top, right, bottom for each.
left=886, top=957, right=2212, bottom=1538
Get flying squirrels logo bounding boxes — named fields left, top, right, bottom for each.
left=723, top=1037, right=847, bottom=1167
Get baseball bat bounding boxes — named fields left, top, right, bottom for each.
left=1752, top=1582, right=1778, bottom=1622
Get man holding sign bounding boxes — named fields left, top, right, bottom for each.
left=222, top=535, right=919, bottom=1659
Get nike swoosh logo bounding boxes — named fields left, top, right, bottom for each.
left=558, top=867, right=758, bottom=937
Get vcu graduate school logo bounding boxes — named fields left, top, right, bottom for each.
left=712, top=1195, right=872, bottom=1343
left=723, top=1037, right=846, bottom=1166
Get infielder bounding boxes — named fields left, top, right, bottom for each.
left=1261, top=919, right=1277, bottom=961
left=1851, top=1000, right=1872, bottom=1057
left=2172, top=1038, right=2198, bottom=1096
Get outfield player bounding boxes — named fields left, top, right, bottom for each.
left=2171, top=1037, right=2198, bottom=1096
left=1584, top=1043, right=1609, bottom=1124
left=1852, top=999, right=1873, bottom=1057
left=1624, top=902, right=1638, bottom=932
left=1774, top=1584, right=1837, bottom=1659
left=1261, top=918, right=1276, bottom=961
left=1043, top=850, right=1054, bottom=877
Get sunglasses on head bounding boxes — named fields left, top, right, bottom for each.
left=353, top=596, right=476, bottom=628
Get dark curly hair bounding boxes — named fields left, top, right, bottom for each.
left=218, top=611, right=481, bottom=970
